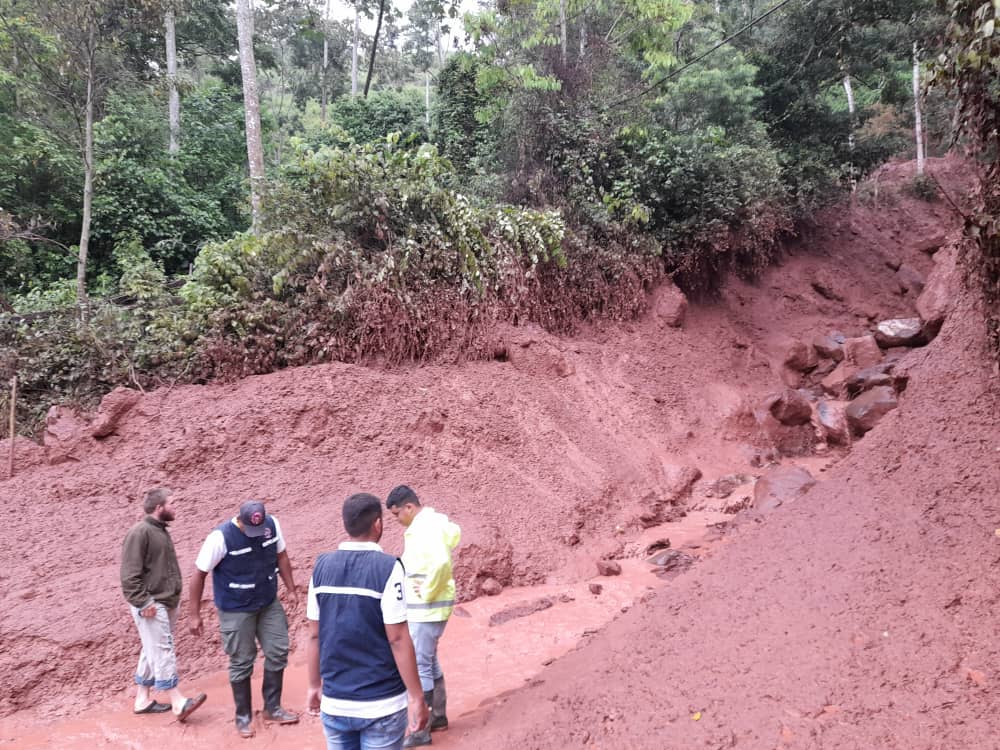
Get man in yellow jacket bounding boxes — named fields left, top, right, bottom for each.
left=387, top=485, right=461, bottom=747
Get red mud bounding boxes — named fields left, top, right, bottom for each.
left=2, top=156, right=998, bottom=749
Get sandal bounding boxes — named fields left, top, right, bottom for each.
left=134, top=701, right=172, bottom=714
left=176, top=693, right=207, bottom=722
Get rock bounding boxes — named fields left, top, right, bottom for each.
left=43, top=406, right=91, bottom=465
left=916, top=244, right=958, bottom=340
left=821, top=361, right=857, bottom=397
left=843, top=335, right=883, bottom=368
left=588, top=583, right=603, bottom=595
left=783, top=341, right=818, bottom=372
left=915, top=234, right=947, bottom=255
left=767, top=388, right=813, bottom=426
left=489, top=597, right=554, bottom=627
left=753, top=466, right=816, bottom=513
left=703, top=475, right=749, bottom=499
left=479, top=577, right=503, bottom=597
left=812, top=332, right=846, bottom=362
left=884, top=254, right=902, bottom=272
left=895, top=264, right=926, bottom=295
left=90, top=387, right=142, bottom=438
left=845, top=365, right=894, bottom=397
left=874, top=318, right=924, bottom=348
left=504, top=324, right=577, bottom=379
left=845, top=385, right=898, bottom=435
left=596, top=560, right=622, bottom=577
left=663, top=465, right=702, bottom=498
left=810, top=272, right=844, bottom=301
left=814, top=400, right=850, bottom=445
left=722, top=495, right=753, bottom=514
left=651, top=280, right=689, bottom=328
left=646, top=549, right=694, bottom=572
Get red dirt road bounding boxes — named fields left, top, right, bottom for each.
left=2, top=157, right=997, bottom=748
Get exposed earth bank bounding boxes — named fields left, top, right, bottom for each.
left=1, top=157, right=997, bottom=749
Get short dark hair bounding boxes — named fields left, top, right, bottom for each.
left=386, top=485, right=420, bottom=510
left=343, top=493, right=383, bottom=537
left=143, top=488, right=170, bottom=515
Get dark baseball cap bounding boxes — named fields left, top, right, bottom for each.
left=239, top=500, right=268, bottom=537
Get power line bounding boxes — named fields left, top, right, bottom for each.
left=604, top=0, right=800, bottom=111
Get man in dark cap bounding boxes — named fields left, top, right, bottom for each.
left=189, top=500, right=300, bottom=738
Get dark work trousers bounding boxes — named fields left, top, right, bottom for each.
left=217, top=598, right=290, bottom=683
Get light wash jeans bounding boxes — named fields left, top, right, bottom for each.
left=408, top=620, right=447, bottom=692
left=130, top=602, right=179, bottom=690
left=321, top=708, right=407, bottom=750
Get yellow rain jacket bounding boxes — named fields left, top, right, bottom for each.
left=402, top=507, right=461, bottom=622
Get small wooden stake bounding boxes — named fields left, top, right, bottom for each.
left=8, top=375, right=16, bottom=479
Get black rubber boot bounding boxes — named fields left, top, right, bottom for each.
left=262, top=669, right=300, bottom=725
left=403, top=690, right=435, bottom=747
left=230, top=678, right=255, bottom=739
left=430, top=676, right=448, bottom=732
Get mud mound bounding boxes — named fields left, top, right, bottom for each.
left=462, top=165, right=1000, bottom=747
left=0, top=157, right=978, bottom=725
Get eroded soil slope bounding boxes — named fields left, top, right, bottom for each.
left=461, top=172, right=1000, bottom=745
left=0, top=158, right=985, bottom=741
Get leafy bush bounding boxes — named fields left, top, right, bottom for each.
left=329, top=89, right=429, bottom=145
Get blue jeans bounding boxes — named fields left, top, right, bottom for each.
left=321, top=708, right=407, bottom=750
left=408, top=620, right=447, bottom=692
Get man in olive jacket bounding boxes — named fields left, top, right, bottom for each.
left=120, top=488, right=206, bottom=721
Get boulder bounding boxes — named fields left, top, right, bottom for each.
left=588, top=583, right=603, bottom=595
left=704, top=474, right=751, bottom=499
left=843, top=335, right=883, bottom=369
left=663, top=464, right=702, bottom=498
left=783, top=341, right=818, bottom=372
left=767, top=388, right=813, bottom=426
left=90, top=387, right=142, bottom=438
left=651, top=281, right=689, bottom=328
left=916, top=244, right=958, bottom=339
left=845, top=386, right=898, bottom=435
left=479, top=577, right=503, bottom=597
left=596, top=560, right=622, bottom=577
left=915, top=234, right=947, bottom=256
left=895, top=264, right=926, bottom=295
left=646, top=549, right=694, bottom=572
left=814, top=400, right=850, bottom=445
left=43, top=406, right=91, bottom=465
left=812, top=331, right=846, bottom=362
left=821, top=361, right=857, bottom=397
left=874, top=318, right=924, bottom=348
left=753, top=466, right=817, bottom=513
left=810, top=272, right=844, bottom=301
left=845, top=365, right=894, bottom=397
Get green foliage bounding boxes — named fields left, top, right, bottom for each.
left=932, top=0, right=1000, bottom=354
left=329, top=89, right=429, bottom=144
left=91, top=85, right=248, bottom=275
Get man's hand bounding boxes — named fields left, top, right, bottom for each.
left=306, top=686, right=322, bottom=716
left=188, top=613, right=203, bottom=636
left=285, top=587, right=300, bottom=610
left=139, top=604, right=157, bottom=618
left=407, top=691, right=429, bottom=733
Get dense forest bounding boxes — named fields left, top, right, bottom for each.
left=0, top=0, right=996, bottom=427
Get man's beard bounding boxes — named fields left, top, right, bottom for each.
left=159, top=508, right=175, bottom=523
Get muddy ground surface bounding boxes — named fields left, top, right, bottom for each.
left=1, top=156, right=997, bottom=749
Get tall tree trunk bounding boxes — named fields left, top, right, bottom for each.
left=351, top=8, right=359, bottom=97
left=165, top=7, right=180, bottom=155
left=236, top=0, right=265, bottom=224
left=363, top=0, right=386, bottom=98
left=559, top=0, right=567, bottom=66
left=843, top=73, right=856, bottom=190
left=425, top=71, right=430, bottom=126
left=913, top=42, right=925, bottom=176
left=77, top=35, right=96, bottom=312
left=436, top=20, right=444, bottom=65
left=321, top=0, right=330, bottom=122
left=579, top=19, right=586, bottom=57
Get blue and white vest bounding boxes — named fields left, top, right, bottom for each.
left=312, top=549, right=406, bottom=702
left=212, top=517, right=279, bottom=612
